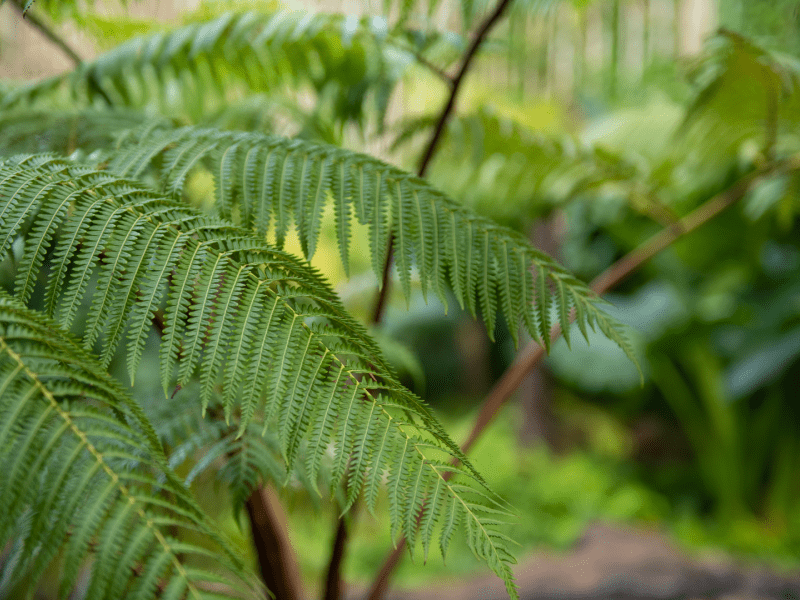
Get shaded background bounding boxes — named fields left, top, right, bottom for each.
left=3, top=0, right=800, bottom=598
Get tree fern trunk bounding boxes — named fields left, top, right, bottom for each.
left=246, top=486, right=303, bottom=600
left=323, top=510, right=352, bottom=600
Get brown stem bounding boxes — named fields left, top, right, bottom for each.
left=365, top=158, right=799, bottom=600
left=370, top=0, right=515, bottom=325
left=370, top=238, right=396, bottom=325
left=397, top=42, right=455, bottom=86
left=323, top=509, right=353, bottom=600
left=10, top=0, right=82, bottom=67
left=246, top=485, right=304, bottom=600
left=417, top=0, right=513, bottom=178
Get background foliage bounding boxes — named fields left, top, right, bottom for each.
left=2, top=0, right=800, bottom=597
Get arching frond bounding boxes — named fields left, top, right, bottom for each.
left=0, top=156, right=519, bottom=597
left=1, top=10, right=410, bottom=127
left=108, top=124, right=639, bottom=363
left=0, top=293, right=258, bottom=600
left=0, top=108, right=159, bottom=157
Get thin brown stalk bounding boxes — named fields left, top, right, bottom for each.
left=246, top=486, right=303, bottom=600
left=364, top=156, right=800, bottom=600
left=370, top=0, right=515, bottom=324
left=323, top=511, right=352, bottom=600
left=10, top=0, right=82, bottom=66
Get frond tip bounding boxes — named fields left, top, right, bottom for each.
left=0, top=293, right=258, bottom=600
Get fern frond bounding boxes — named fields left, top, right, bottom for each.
left=680, top=31, right=791, bottom=166
left=0, top=108, right=159, bottom=157
left=1, top=10, right=408, bottom=127
left=0, top=293, right=258, bottom=600
left=108, top=124, right=636, bottom=361
left=0, top=156, right=519, bottom=596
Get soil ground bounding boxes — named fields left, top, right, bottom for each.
left=352, top=523, right=800, bottom=600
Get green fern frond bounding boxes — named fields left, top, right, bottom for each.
left=141, top=386, right=290, bottom=509
left=0, top=293, right=258, bottom=600
left=108, top=124, right=636, bottom=362
left=1, top=10, right=409, bottom=126
left=0, top=156, right=520, bottom=596
left=160, top=390, right=333, bottom=512
left=680, top=31, right=791, bottom=164
left=0, top=108, right=159, bottom=157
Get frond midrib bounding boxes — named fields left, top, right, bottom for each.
left=0, top=337, right=201, bottom=600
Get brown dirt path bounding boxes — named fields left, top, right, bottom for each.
left=350, top=523, right=800, bottom=600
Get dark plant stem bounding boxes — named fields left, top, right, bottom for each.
left=323, top=510, right=351, bottom=600
left=10, top=0, right=82, bottom=66
left=370, top=0, right=514, bottom=326
left=399, top=43, right=455, bottom=86
left=419, top=0, right=514, bottom=178
left=364, top=157, right=800, bottom=600
left=370, top=243, right=395, bottom=325
left=246, top=486, right=303, bottom=600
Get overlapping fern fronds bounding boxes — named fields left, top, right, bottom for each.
left=144, top=385, right=350, bottom=514
left=0, top=108, right=157, bottom=156
left=0, top=293, right=258, bottom=600
left=1, top=10, right=410, bottom=126
left=0, top=155, right=519, bottom=597
left=107, top=123, right=638, bottom=361
left=145, top=387, right=291, bottom=511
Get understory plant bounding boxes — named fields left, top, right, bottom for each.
left=5, top=0, right=800, bottom=596
left=0, top=1, right=640, bottom=599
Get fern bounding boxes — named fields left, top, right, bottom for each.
left=0, top=155, right=519, bottom=597
left=393, top=108, right=650, bottom=227
left=0, top=108, right=156, bottom=156
left=105, top=123, right=638, bottom=364
left=0, top=5, right=650, bottom=596
left=0, top=292, right=258, bottom=599
left=1, top=10, right=411, bottom=127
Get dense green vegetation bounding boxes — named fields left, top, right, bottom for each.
left=1, top=0, right=799, bottom=598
